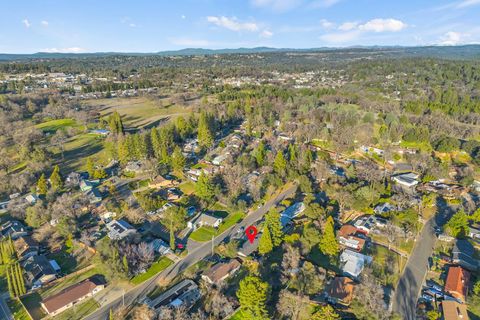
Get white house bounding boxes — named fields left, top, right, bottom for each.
left=106, top=220, right=137, bottom=240
left=392, top=172, right=419, bottom=188
left=188, top=213, right=223, bottom=230
left=340, top=249, right=373, bottom=278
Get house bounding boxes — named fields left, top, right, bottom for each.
left=1, top=220, right=28, bottom=240
left=79, top=179, right=96, bottom=192
left=14, top=236, right=39, bottom=261
left=106, top=220, right=137, bottom=240
left=212, top=154, right=229, bottom=166
left=391, top=172, right=419, bottom=188
left=22, top=255, right=57, bottom=287
left=188, top=213, right=223, bottom=230
left=149, top=279, right=201, bottom=311
left=149, top=175, right=176, bottom=189
left=374, top=203, right=396, bottom=215
left=280, top=202, right=306, bottom=227
left=25, top=194, right=39, bottom=205
left=166, top=188, right=182, bottom=201
left=41, top=277, right=105, bottom=316
left=201, top=259, right=241, bottom=284
left=340, top=249, right=372, bottom=278
left=353, top=216, right=376, bottom=234
left=124, top=161, right=143, bottom=173
left=468, top=225, right=480, bottom=240
left=90, top=129, right=110, bottom=136
left=338, top=225, right=366, bottom=252
left=444, top=266, right=470, bottom=302
left=238, top=232, right=261, bottom=258
left=148, top=239, right=171, bottom=255
left=325, top=277, right=355, bottom=306
left=442, top=300, right=469, bottom=320
left=452, top=240, right=479, bottom=272
left=86, top=188, right=102, bottom=204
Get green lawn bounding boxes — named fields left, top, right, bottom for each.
left=228, top=309, right=245, bottom=320
left=51, top=298, right=99, bottom=320
left=6, top=299, right=30, bottom=320
left=178, top=181, right=195, bottom=195
left=130, top=257, right=174, bottom=285
left=189, top=211, right=245, bottom=242
left=35, top=118, right=77, bottom=133
left=57, top=133, right=107, bottom=171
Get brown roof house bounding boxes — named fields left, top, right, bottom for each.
left=442, top=300, right=469, bottom=320
left=444, top=266, right=470, bottom=302
left=325, top=277, right=355, bottom=306
left=201, top=259, right=241, bottom=285
left=13, top=236, right=39, bottom=262
left=149, top=175, right=176, bottom=189
left=41, top=277, right=105, bottom=316
left=338, top=225, right=366, bottom=252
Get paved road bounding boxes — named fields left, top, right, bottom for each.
left=392, top=201, right=454, bottom=320
left=0, top=293, right=13, bottom=320
left=84, top=184, right=297, bottom=320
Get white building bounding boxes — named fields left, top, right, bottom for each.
left=340, top=249, right=372, bottom=278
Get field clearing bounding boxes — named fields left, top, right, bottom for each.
left=35, top=118, right=77, bottom=133
left=85, top=97, right=192, bottom=129
left=52, top=133, right=106, bottom=171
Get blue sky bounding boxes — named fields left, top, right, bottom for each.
left=1, top=0, right=479, bottom=53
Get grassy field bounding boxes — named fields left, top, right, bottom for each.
left=130, top=257, right=174, bottom=285
left=87, top=97, right=191, bottom=129
left=51, top=298, right=99, bottom=320
left=6, top=299, right=30, bottom=320
left=35, top=118, right=77, bottom=133
left=189, top=211, right=245, bottom=242
left=178, top=181, right=195, bottom=195
left=56, top=133, right=106, bottom=171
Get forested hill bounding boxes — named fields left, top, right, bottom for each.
left=1, top=45, right=480, bottom=61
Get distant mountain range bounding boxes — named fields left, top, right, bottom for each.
left=1, top=45, right=480, bottom=61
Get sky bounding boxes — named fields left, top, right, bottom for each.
left=1, top=0, right=480, bottom=53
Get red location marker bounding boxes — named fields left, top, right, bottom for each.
left=245, top=226, right=258, bottom=244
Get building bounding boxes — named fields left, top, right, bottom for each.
left=22, top=255, right=58, bottom=288
left=391, top=172, right=419, bottom=188
left=442, top=300, right=469, bottom=320
left=374, top=203, right=396, bottom=215
left=86, top=188, right=102, bottom=204
left=79, top=179, right=99, bottom=192
left=237, top=232, right=261, bottom=258
left=452, top=240, right=479, bottom=272
left=188, top=213, right=223, bottom=230
left=338, top=225, right=366, bottom=251
left=41, top=277, right=105, bottom=316
left=280, top=202, right=306, bottom=227
left=1, top=220, right=28, bottom=240
left=468, top=225, right=480, bottom=240
left=14, top=236, right=39, bottom=261
left=106, top=220, right=137, bottom=240
left=340, top=249, right=372, bottom=278
left=25, top=194, right=39, bottom=205
left=444, top=266, right=470, bottom=302
left=201, top=259, right=241, bottom=284
left=148, top=239, right=171, bottom=256
left=149, top=175, right=176, bottom=189
left=325, top=277, right=355, bottom=306
left=148, top=279, right=201, bottom=310
left=353, top=216, right=376, bottom=234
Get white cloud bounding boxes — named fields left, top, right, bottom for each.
left=338, top=21, right=358, bottom=31
left=170, top=38, right=211, bottom=47
left=250, top=0, right=302, bottom=12
left=41, top=47, right=85, bottom=53
left=260, top=30, right=274, bottom=38
left=456, top=0, right=480, bottom=8
left=320, top=19, right=335, bottom=29
left=438, top=31, right=468, bottom=45
left=181, top=15, right=186, bottom=19
left=129, top=23, right=136, bottom=28
left=320, top=30, right=361, bottom=43
left=358, top=18, right=407, bottom=32
left=41, top=20, right=49, bottom=27
left=207, top=16, right=259, bottom=32
left=22, top=19, right=31, bottom=28
left=311, top=0, right=342, bottom=8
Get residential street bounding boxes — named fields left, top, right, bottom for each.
left=392, top=201, right=454, bottom=319
left=0, top=293, right=13, bottom=320
left=84, top=184, right=297, bottom=320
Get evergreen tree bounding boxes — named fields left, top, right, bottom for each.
left=171, top=146, right=186, bottom=172
left=170, top=228, right=175, bottom=250
left=15, top=263, right=26, bottom=295
left=9, top=265, right=19, bottom=297
left=86, top=157, right=96, bottom=177
left=122, top=255, right=129, bottom=275
left=37, top=173, right=48, bottom=196
left=311, top=305, right=340, bottom=320
left=195, top=173, right=215, bottom=203
left=254, top=141, right=267, bottom=167
left=258, top=227, right=273, bottom=255
left=109, top=309, right=114, bottom=320
left=6, top=267, right=14, bottom=298
left=150, top=128, right=162, bottom=159
left=273, top=151, right=287, bottom=176
left=108, top=111, right=124, bottom=134
left=236, top=276, right=269, bottom=320
left=198, top=112, right=213, bottom=149
left=319, top=216, right=339, bottom=258
left=264, top=208, right=283, bottom=247
left=49, top=165, right=63, bottom=191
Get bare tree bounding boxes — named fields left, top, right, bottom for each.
left=131, top=304, right=155, bottom=320
left=281, top=243, right=301, bottom=284
left=276, top=289, right=311, bottom=320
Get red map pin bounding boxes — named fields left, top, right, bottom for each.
left=245, top=226, right=258, bottom=244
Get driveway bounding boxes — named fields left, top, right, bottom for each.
left=392, top=201, right=454, bottom=319
left=84, top=184, right=297, bottom=320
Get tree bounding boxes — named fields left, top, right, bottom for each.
left=445, top=209, right=469, bottom=238
left=258, top=227, right=273, bottom=255
left=254, top=141, right=267, bottom=167
left=426, top=310, right=441, bottom=320
left=273, top=151, right=287, bottom=176
left=171, top=146, right=186, bottom=172
left=276, top=289, right=310, bottom=320
left=37, top=173, right=48, bottom=196
left=108, top=111, right=124, bottom=134
left=86, top=157, right=95, bottom=177
left=162, top=206, right=186, bottom=250
left=264, top=208, right=283, bottom=247
left=470, top=208, right=480, bottom=223
left=198, top=112, right=213, bottom=149
left=195, top=173, right=215, bottom=203
left=236, top=276, right=269, bottom=320
left=319, top=216, right=339, bottom=258
left=311, top=305, right=340, bottom=320
left=49, top=165, right=63, bottom=191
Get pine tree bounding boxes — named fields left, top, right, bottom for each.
left=37, top=173, right=48, bottom=196
left=86, top=157, right=96, bottom=177
left=195, top=173, right=215, bottom=203
left=273, top=151, right=287, bottom=176
left=254, top=141, right=266, bottom=167
left=198, top=112, right=213, bottom=149
left=171, top=146, right=186, bottom=172
left=265, top=208, right=283, bottom=247
left=122, top=255, right=129, bottom=275
left=170, top=228, right=175, bottom=250
left=10, top=265, right=19, bottom=297
left=258, top=227, right=273, bottom=255
left=319, top=216, right=339, bottom=258
left=150, top=128, right=162, bottom=158
left=236, top=276, right=269, bottom=320
left=311, top=305, right=340, bottom=320
left=15, top=263, right=26, bottom=295
left=109, top=309, right=114, bottom=320
left=50, top=165, right=63, bottom=191
left=6, top=266, right=14, bottom=298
